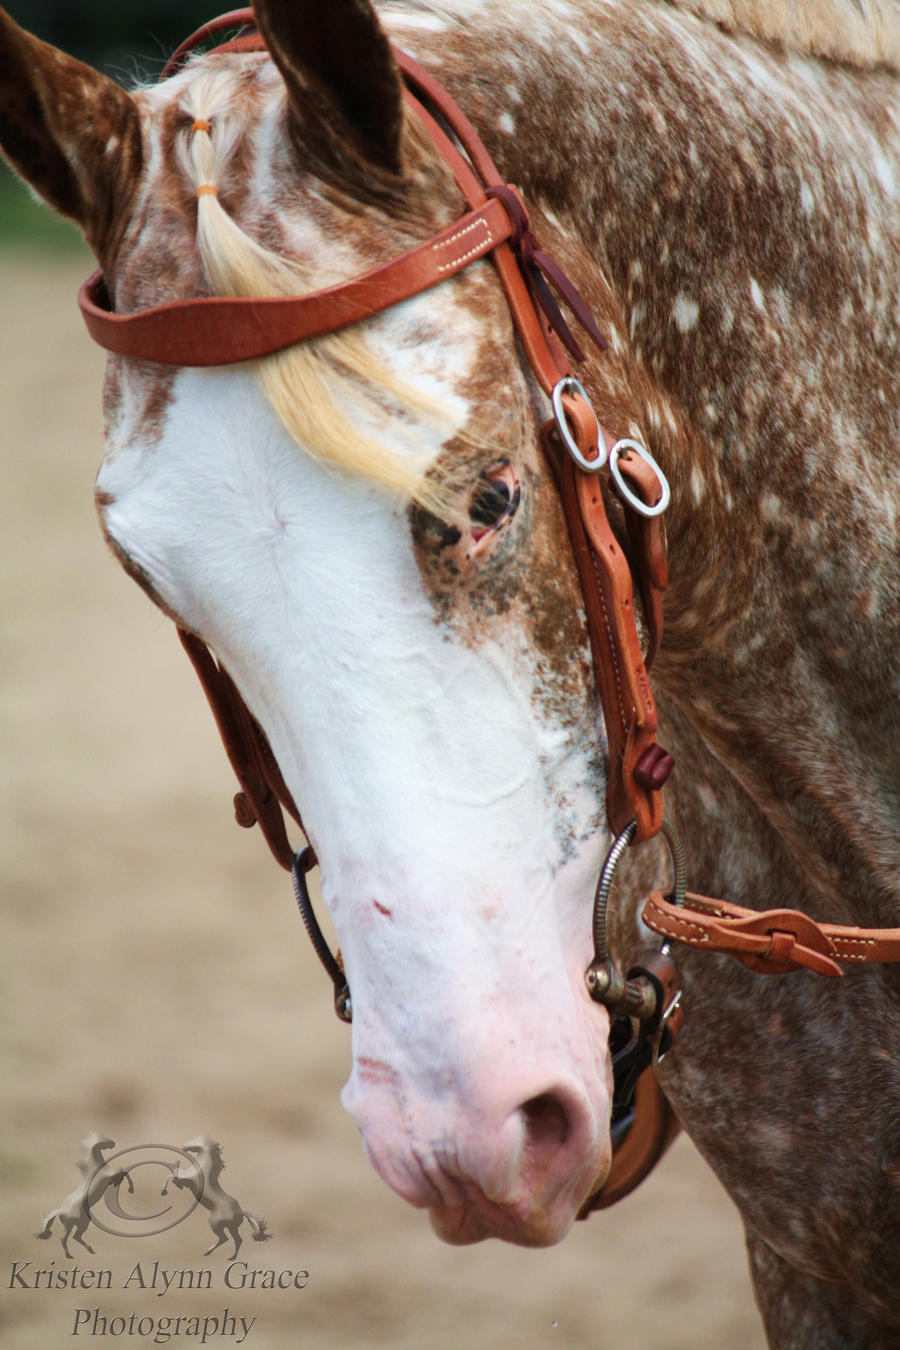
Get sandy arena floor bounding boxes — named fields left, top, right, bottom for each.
left=0, top=249, right=766, bottom=1349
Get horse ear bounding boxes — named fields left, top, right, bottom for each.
left=0, top=8, right=141, bottom=253
left=251, top=0, right=404, bottom=175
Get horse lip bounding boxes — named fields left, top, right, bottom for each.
left=420, top=1142, right=612, bottom=1248
left=426, top=1185, right=582, bottom=1248
left=360, top=1129, right=606, bottom=1244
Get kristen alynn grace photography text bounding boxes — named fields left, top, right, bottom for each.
left=6, top=1259, right=309, bottom=1344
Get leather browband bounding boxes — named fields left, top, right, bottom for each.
left=78, top=196, right=518, bottom=365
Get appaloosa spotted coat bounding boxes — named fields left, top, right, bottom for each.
left=1, top=1, right=899, bottom=1345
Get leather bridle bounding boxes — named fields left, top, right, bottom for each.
left=76, top=10, right=900, bottom=1213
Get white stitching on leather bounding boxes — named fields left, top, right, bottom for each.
left=434, top=218, right=492, bottom=273
left=645, top=908, right=712, bottom=945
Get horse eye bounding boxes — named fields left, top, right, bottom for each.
left=469, top=476, right=520, bottom=535
left=470, top=480, right=512, bottom=527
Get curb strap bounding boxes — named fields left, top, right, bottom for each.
left=643, top=890, right=900, bottom=977
left=578, top=1073, right=680, bottom=1213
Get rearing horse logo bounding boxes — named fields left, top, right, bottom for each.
left=162, top=1136, right=272, bottom=1257
left=35, top=1133, right=272, bottom=1255
left=34, top=1133, right=134, bottom=1258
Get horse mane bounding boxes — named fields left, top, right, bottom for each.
left=381, top=0, right=900, bottom=70
left=184, top=1135, right=226, bottom=1184
left=670, top=0, right=900, bottom=70
left=177, top=67, right=451, bottom=513
left=204, top=1139, right=225, bottom=1186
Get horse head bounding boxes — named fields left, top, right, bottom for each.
left=76, top=1133, right=116, bottom=1175
left=0, top=1, right=628, bottom=1246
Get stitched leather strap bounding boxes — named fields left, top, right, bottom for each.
left=78, top=197, right=517, bottom=365
left=397, top=57, right=669, bottom=841
left=544, top=429, right=664, bottom=839
left=643, top=890, right=900, bottom=977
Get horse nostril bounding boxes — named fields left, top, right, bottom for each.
left=520, top=1091, right=571, bottom=1155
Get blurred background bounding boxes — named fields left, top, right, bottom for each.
left=1, top=0, right=225, bottom=248
left=4, top=0, right=216, bottom=71
left=1, top=4, right=766, bottom=1347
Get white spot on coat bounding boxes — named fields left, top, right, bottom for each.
left=673, top=293, right=699, bottom=332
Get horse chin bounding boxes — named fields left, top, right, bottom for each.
left=426, top=1150, right=613, bottom=1249
left=427, top=1194, right=581, bottom=1249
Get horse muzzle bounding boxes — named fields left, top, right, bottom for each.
left=345, top=1065, right=613, bottom=1247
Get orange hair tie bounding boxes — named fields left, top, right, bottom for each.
left=196, top=184, right=218, bottom=198
left=191, top=118, right=212, bottom=135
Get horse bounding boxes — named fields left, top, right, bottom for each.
left=34, top=1132, right=134, bottom=1258
left=2, top=0, right=899, bottom=1343
left=161, top=1136, right=272, bottom=1257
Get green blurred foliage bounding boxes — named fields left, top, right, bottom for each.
left=4, top=0, right=223, bottom=77
left=0, top=168, right=86, bottom=251
left=1, top=1, right=234, bottom=249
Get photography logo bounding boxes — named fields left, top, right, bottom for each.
left=35, top=1133, right=273, bottom=1258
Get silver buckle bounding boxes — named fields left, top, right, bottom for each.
left=551, top=377, right=607, bottom=473
left=608, top=439, right=671, bottom=518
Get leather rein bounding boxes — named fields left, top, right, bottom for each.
left=76, top=10, right=900, bottom=1213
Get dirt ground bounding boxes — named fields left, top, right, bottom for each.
left=0, top=249, right=767, bottom=1350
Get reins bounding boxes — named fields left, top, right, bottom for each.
left=76, top=10, right=900, bottom=1212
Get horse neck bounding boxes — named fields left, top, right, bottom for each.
left=195, top=1149, right=224, bottom=1190
left=408, top=1, right=900, bottom=920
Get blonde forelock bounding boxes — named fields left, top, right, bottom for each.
left=177, top=68, right=454, bottom=516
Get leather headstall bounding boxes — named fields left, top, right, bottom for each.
left=78, top=10, right=673, bottom=850
left=76, top=11, right=900, bottom=1216
left=74, top=10, right=685, bottom=1209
